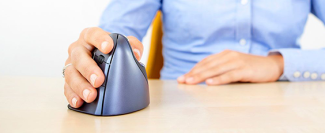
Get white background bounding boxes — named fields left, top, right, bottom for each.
left=0, top=0, right=325, bottom=77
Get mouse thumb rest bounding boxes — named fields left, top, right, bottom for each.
left=68, top=33, right=150, bottom=116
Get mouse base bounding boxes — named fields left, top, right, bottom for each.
left=67, top=104, right=149, bottom=116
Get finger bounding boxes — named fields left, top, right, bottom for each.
left=65, top=57, right=71, bottom=65
left=81, top=27, right=113, bottom=54
left=64, top=83, right=84, bottom=108
left=205, top=69, right=243, bottom=85
left=188, top=50, right=231, bottom=75
left=178, top=50, right=232, bottom=84
left=178, top=50, right=231, bottom=84
left=64, top=65, right=98, bottom=103
left=70, top=46, right=105, bottom=88
left=127, top=36, right=144, bottom=60
left=185, top=61, right=239, bottom=84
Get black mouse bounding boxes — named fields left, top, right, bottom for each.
left=68, top=33, right=150, bottom=116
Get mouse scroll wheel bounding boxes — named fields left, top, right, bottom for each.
left=95, top=55, right=105, bottom=64
left=139, top=62, right=145, bottom=67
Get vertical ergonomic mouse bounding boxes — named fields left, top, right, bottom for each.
left=68, top=33, right=150, bottom=116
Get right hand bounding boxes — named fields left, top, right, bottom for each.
left=64, top=27, right=144, bottom=108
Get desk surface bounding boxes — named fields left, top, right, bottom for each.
left=1, top=77, right=325, bottom=132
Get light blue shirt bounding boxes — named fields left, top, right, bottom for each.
left=99, top=0, right=325, bottom=81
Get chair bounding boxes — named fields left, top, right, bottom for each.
left=146, top=11, right=164, bottom=79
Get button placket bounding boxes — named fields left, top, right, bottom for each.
left=239, top=39, right=246, bottom=46
left=236, top=0, right=251, bottom=52
left=241, top=0, right=248, bottom=5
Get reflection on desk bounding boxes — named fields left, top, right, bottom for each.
left=0, top=76, right=325, bottom=132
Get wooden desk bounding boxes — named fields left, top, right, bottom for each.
left=1, top=76, right=325, bottom=132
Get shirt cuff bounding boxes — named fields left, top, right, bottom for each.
left=268, top=48, right=325, bottom=82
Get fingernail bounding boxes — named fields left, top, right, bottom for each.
left=72, top=97, right=77, bottom=107
left=133, top=49, right=141, bottom=58
left=186, top=77, right=194, bottom=83
left=90, top=74, right=97, bottom=87
left=206, top=78, right=213, bottom=84
left=177, top=75, right=185, bottom=82
left=83, top=89, right=90, bottom=101
left=101, top=41, right=109, bottom=50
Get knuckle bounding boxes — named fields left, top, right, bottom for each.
left=191, top=69, right=200, bottom=74
left=65, top=78, right=72, bottom=88
left=64, top=68, right=73, bottom=83
left=80, top=28, right=89, bottom=36
left=80, top=28, right=90, bottom=40
left=212, top=66, right=221, bottom=73
left=68, top=46, right=73, bottom=55
left=70, top=79, right=86, bottom=95
left=194, top=73, right=203, bottom=79
left=84, top=27, right=101, bottom=41
left=68, top=41, right=77, bottom=55
left=206, top=61, right=216, bottom=68
left=202, top=57, right=208, bottom=62
left=86, top=27, right=98, bottom=34
left=82, top=65, right=94, bottom=78
left=75, top=82, right=84, bottom=93
left=223, top=49, right=232, bottom=53
left=82, top=27, right=93, bottom=41
left=229, top=51, right=240, bottom=57
left=70, top=46, right=83, bottom=62
left=202, top=55, right=212, bottom=62
left=233, top=58, right=244, bottom=66
left=71, top=48, right=95, bottom=78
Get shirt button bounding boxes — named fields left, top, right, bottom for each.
left=239, top=39, right=246, bottom=46
left=241, top=0, right=248, bottom=5
left=311, top=73, right=318, bottom=80
left=303, top=72, right=310, bottom=78
left=293, top=71, right=301, bottom=78
left=321, top=74, right=325, bottom=80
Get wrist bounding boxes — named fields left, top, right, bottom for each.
left=267, top=54, right=284, bottom=79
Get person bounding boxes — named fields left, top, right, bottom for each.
left=63, top=0, right=325, bottom=108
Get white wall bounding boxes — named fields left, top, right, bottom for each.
left=0, top=0, right=324, bottom=77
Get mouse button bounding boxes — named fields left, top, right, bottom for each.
left=109, top=33, right=119, bottom=47
left=94, top=53, right=112, bottom=64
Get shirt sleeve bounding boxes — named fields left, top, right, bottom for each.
left=269, top=49, right=325, bottom=81
left=268, top=0, right=325, bottom=82
left=99, top=0, right=161, bottom=41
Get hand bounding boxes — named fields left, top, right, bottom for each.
left=64, top=27, right=143, bottom=108
left=177, top=50, right=284, bottom=85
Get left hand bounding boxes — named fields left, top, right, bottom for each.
left=177, top=50, right=284, bottom=85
